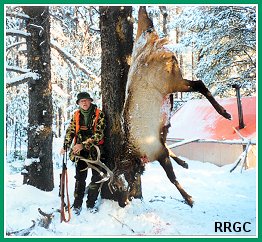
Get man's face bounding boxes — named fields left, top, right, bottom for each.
left=79, top=98, right=91, bottom=110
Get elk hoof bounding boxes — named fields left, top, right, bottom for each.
left=185, top=197, right=194, bottom=207
left=223, top=111, right=232, bottom=120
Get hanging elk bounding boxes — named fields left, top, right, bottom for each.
left=108, top=6, right=231, bottom=208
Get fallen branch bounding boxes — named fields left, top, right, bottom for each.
left=6, top=208, right=55, bottom=236
left=37, top=208, right=54, bottom=229
left=241, top=143, right=253, bottom=172
left=6, top=221, right=36, bottom=236
left=108, top=213, right=135, bottom=233
left=230, top=139, right=251, bottom=173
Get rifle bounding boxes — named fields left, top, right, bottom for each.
left=59, top=149, right=71, bottom=222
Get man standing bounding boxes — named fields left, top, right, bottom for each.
left=61, top=92, right=106, bottom=215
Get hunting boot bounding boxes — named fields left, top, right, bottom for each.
left=72, top=180, right=85, bottom=215
left=86, top=182, right=100, bottom=208
left=73, top=160, right=88, bottom=215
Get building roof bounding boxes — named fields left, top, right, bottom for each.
left=167, top=96, right=256, bottom=141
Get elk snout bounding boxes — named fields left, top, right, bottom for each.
left=111, top=173, right=130, bottom=207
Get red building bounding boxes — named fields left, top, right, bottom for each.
left=167, top=96, right=256, bottom=168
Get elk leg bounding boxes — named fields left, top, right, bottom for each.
left=165, top=144, right=189, bottom=169
left=170, top=154, right=189, bottom=169
left=178, top=79, right=231, bottom=120
left=158, top=154, right=193, bottom=207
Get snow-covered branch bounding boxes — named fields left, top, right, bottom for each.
left=6, top=65, right=31, bottom=74
left=64, top=58, right=77, bottom=81
left=243, top=49, right=256, bottom=67
left=6, top=11, right=30, bottom=20
left=6, top=29, right=30, bottom=38
left=6, top=72, right=40, bottom=88
left=6, top=41, right=26, bottom=51
left=230, top=139, right=252, bottom=173
left=28, top=24, right=44, bottom=37
left=52, top=84, right=70, bottom=98
left=50, top=40, right=99, bottom=81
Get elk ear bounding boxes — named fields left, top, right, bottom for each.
left=136, top=6, right=154, bottom=41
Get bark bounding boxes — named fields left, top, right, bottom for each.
left=99, top=6, right=142, bottom=199
left=159, top=6, right=168, bottom=36
left=22, top=6, right=54, bottom=191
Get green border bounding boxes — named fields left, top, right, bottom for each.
left=2, top=0, right=260, bottom=240
left=1, top=0, right=261, bottom=4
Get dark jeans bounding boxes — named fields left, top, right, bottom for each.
left=73, top=158, right=102, bottom=208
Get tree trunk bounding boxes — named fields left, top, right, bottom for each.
left=22, top=6, right=54, bottom=191
left=175, top=7, right=183, bottom=99
left=159, top=6, right=168, bottom=36
left=99, top=6, right=142, bottom=199
left=58, top=107, right=62, bottom=137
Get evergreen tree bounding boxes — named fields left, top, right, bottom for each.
left=22, top=6, right=54, bottom=191
left=172, top=6, right=256, bottom=97
left=99, top=6, right=142, bottom=200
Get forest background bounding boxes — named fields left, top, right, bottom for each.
left=5, top=5, right=256, bottom=181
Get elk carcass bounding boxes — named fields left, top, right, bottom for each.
left=114, top=7, right=231, bottom=208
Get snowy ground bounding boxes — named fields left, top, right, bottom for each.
left=5, top=139, right=257, bottom=238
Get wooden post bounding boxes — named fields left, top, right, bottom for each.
left=232, top=84, right=247, bottom=168
left=232, top=84, right=245, bottom=129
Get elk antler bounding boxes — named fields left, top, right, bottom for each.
left=74, top=145, right=114, bottom=193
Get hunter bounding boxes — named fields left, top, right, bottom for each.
left=60, top=92, right=106, bottom=215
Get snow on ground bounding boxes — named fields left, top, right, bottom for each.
left=5, top=139, right=257, bottom=238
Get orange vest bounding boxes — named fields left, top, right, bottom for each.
left=74, top=108, right=104, bottom=145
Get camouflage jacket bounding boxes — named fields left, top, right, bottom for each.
left=63, top=105, right=106, bottom=153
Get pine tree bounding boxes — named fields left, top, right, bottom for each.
left=22, top=6, right=54, bottom=191
left=173, top=6, right=256, bottom=97
left=99, top=6, right=142, bottom=200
